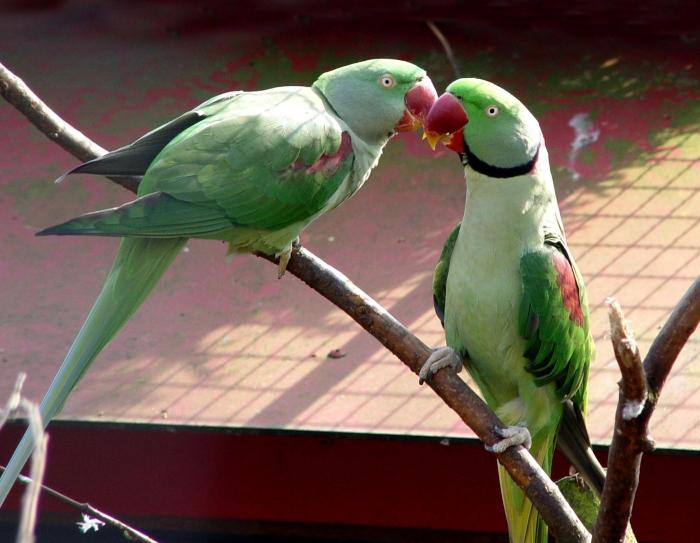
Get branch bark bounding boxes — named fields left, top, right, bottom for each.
left=1, top=374, right=49, bottom=543
left=259, top=250, right=590, bottom=542
left=0, top=62, right=139, bottom=193
left=2, top=60, right=590, bottom=542
left=593, top=279, right=700, bottom=543
left=0, top=466, right=160, bottom=543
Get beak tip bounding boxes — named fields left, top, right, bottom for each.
left=424, top=131, right=442, bottom=151
left=423, top=92, right=468, bottom=138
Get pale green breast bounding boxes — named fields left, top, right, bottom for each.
left=444, top=169, right=561, bottom=431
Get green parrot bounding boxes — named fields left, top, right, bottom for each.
left=0, top=59, right=437, bottom=506
left=419, top=79, right=605, bottom=543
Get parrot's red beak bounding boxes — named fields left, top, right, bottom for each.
left=395, top=76, right=438, bottom=132
left=423, top=92, right=468, bottom=151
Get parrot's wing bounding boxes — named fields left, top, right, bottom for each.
left=36, top=192, right=231, bottom=238
left=519, top=237, right=605, bottom=495
left=44, top=88, right=353, bottom=238
left=432, top=222, right=461, bottom=326
left=141, top=87, right=354, bottom=231
left=519, top=236, right=592, bottom=402
left=58, top=91, right=244, bottom=181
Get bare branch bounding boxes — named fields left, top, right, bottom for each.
left=3, top=61, right=590, bottom=542
left=0, top=61, right=138, bottom=193
left=594, top=282, right=700, bottom=542
left=15, top=399, right=48, bottom=543
left=426, top=21, right=461, bottom=78
left=0, top=374, right=48, bottom=543
left=607, top=298, right=646, bottom=418
left=260, top=249, right=590, bottom=543
left=644, top=276, right=700, bottom=397
left=0, top=467, right=161, bottom=543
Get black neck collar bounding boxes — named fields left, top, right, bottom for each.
left=459, top=140, right=540, bottom=178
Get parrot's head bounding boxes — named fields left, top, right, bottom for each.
left=423, top=78, right=541, bottom=170
left=313, top=59, right=437, bottom=143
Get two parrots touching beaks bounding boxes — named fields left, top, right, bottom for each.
left=0, top=59, right=604, bottom=543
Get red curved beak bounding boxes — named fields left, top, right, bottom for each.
left=423, top=92, right=468, bottom=151
left=395, top=76, right=438, bottom=132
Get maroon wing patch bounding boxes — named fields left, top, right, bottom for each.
left=291, top=132, right=352, bottom=175
left=552, top=251, right=584, bottom=326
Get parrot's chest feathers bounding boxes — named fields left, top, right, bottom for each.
left=445, top=171, right=550, bottom=408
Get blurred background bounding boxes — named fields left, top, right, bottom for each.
left=1, top=1, right=698, bottom=541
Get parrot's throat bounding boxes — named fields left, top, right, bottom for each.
left=459, top=140, right=541, bottom=179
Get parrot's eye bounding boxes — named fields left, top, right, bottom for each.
left=379, top=74, right=396, bottom=88
left=486, top=105, right=499, bottom=117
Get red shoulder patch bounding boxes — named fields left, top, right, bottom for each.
left=552, top=251, right=584, bottom=326
left=292, top=132, right=352, bottom=175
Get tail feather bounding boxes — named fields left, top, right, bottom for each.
left=498, top=429, right=555, bottom=543
left=557, top=399, right=605, bottom=496
left=36, top=192, right=231, bottom=238
left=0, top=237, right=187, bottom=507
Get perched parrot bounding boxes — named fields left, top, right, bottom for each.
left=418, top=79, right=605, bottom=543
left=0, top=58, right=437, bottom=506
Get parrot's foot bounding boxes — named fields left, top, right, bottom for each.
left=277, top=249, right=292, bottom=278
left=276, top=238, right=301, bottom=279
left=485, top=423, right=532, bottom=454
left=418, top=346, right=463, bottom=385
left=570, top=469, right=588, bottom=490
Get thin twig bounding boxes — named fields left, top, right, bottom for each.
left=15, top=399, right=47, bottom=543
left=0, top=61, right=139, bottom=193
left=593, top=282, right=700, bottom=542
left=0, top=467, right=160, bottom=543
left=2, top=60, right=589, bottom=542
left=0, top=374, right=48, bottom=543
left=0, top=374, right=25, bottom=429
left=426, top=20, right=461, bottom=78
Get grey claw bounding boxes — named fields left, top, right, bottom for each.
left=485, top=424, right=532, bottom=454
left=418, top=347, right=462, bottom=385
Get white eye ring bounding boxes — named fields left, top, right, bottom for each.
left=486, top=105, right=499, bottom=116
left=380, top=74, right=396, bottom=88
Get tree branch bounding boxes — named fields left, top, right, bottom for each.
left=0, top=466, right=160, bottom=543
left=1, top=374, right=48, bottom=543
left=257, top=250, right=589, bottom=542
left=607, top=298, right=647, bottom=419
left=593, top=280, right=700, bottom=542
left=2, top=60, right=589, bottom=542
left=643, top=277, right=700, bottom=397
left=0, top=61, right=139, bottom=193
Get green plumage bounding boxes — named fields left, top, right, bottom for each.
left=428, top=78, right=600, bottom=543
left=520, top=245, right=591, bottom=404
left=432, top=222, right=460, bottom=326
left=433, top=227, right=595, bottom=543
left=0, top=59, right=432, bottom=507
left=45, top=88, right=354, bottom=242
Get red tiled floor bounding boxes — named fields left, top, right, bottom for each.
left=0, top=3, right=698, bottom=452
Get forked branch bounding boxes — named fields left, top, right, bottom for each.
left=593, top=281, right=700, bottom=542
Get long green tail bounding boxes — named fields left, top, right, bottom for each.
left=0, top=237, right=186, bottom=507
left=498, top=429, right=555, bottom=543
